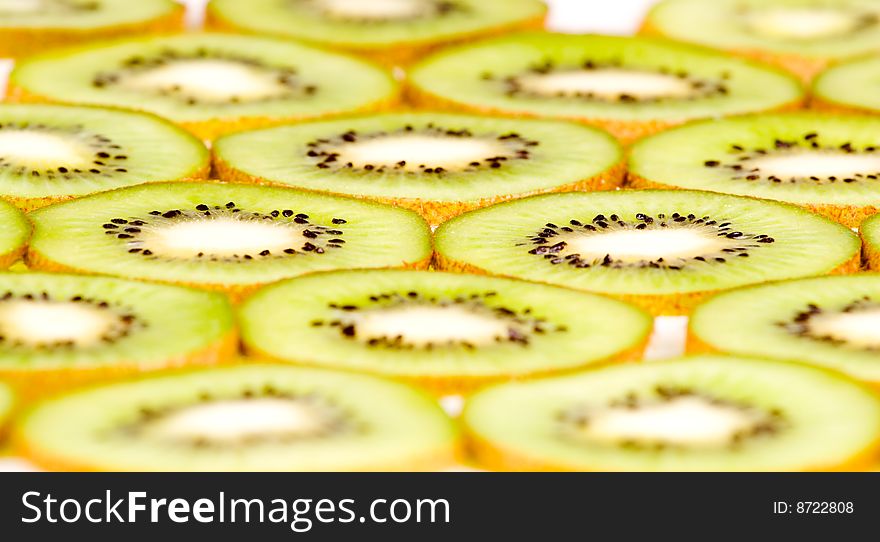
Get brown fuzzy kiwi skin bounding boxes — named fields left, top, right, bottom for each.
left=627, top=174, right=878, bottom=229
left=213, top=152, right=626, bottom=226
left=0, top=5, right=184, bottom=59
left=204, top=6, right=547, bottom=68
left=433, top=249, right=861, bottom=317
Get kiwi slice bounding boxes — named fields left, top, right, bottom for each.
left=629, top=113, right=880, bottom=227
left=206, top=0, right=547, bottom=66
left=434, top=189, right=859, bottom=315
left=7, top=33, right=398, bottom=140
left=643, top=0, right=880, bottom=82
left=0, top=200, right=29, bottom=269
left=464, top=355, right=880, bottom=471
left=16, top=364, right=459, bottom=471
left=813, top=55, right=880, bottom=116
left=213, top=112, right=623, bottom=225
left=690, top=275, right=880, bottom=387
left=240, top=269, right=652, bottom=392
left=861, top=213, right=880, bottom=270
left=406, top=32, right=804, bottom=143
left=0, top=104, right=208, bottom=211
left=0, top=272, right=236, bottom=401
left=0, top=0, right=182, bottom=58
left=26, top=181, right=432, bottom=299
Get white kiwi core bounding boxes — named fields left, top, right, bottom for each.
left=746, top=8, right=860, bottom=39
left=562, top=228, right=721, bottom=263
left=806, top=308, right=880, bottom=349
left=339, top=135, right=506, bottom=172
left=746, top=151, right=880, bottom=179
left=0, top=300, right=117, bottom=347
left=354, top=305, right=510, bottom=346
left=516, top=69, right=695, bottom=100
left=317, top=0, right=425, bottom=20
left=0, top=130, right=89, bottom=168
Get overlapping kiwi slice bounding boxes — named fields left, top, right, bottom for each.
left=16, top=364, right=460, bottom=471
left=213, top=112, right=623, bottom=225
left=643, top=0, right=880, bottom=82
left=434, top=190, right=859, bottom=315
left=464, top=355, right=880, bottom=472
left=0, top=0, right=183, bottom=58
left=7, top=33, right=398, bottom=140
left=861, top=213, right=880, bottom=269
left=0, top=104, right=208, bottom=210
left=813, top=55, right=880, bottom=116
left=406, top=32, right=804, bottom=142
left=629, top=113, right=880, bottom=227
left=690, top=275, right=880, bottom=388
left=0, top=272, right=236, bottom=401
left=26, top=181, right=432, bottom=299
left=206, top=0, right=547, bottom=66
left=240, top=269, right=652, bottom=393
left=0, top=200, right=29, bottom=269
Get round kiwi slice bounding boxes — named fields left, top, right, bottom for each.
left=26, top=181, right=432, bottom=299
left=7, top=33, right=398, bottom=140
left=690, top=275, right=880, bottom=387
left=406, top=32, right=804, bottom=143
left=643, top=0, right=880, bottom=82
left=0, top=272, right=236, bottom=401
left=629, top=113, right=880, bottom=227
left=206, top=0, right=547, bottom=66
left=240, top=269, right=652, bottom=392
left=0, top=0, right=182, bottom=58
left=434, top=190, right=859, bottom=315
left=0, top=200, right=29, bottom=269
left=213, top=112, right=623, bottom=225
left=813, top=54, right=880, bottom=116
left=0, top=104, right=208, bottom=211
left=464, top=355, right=880, bottom=471
left=861, top=213, right=880, bottom=270
left=17, top=363, right=459, bottom=471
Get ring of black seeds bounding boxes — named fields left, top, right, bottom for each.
left=102, top=202, right=348, bottom=262
left=92, top=49, right=319, bottom=106
left=0, top=122, right=129, bottom=179
left=482, top=60, right=730, bottom=103
left=112, top=387, right=365, bottom=449
left=520, top=213, right=775, bottom=270
left=0, top=291, right=143, bottom=350
left=300, top=0, right=462, bottom=22
left=556, top=385, right=787, bottom=451
left=309, top=290, right=567, bottom=350
left=304, top=123, right=539, bottom=174
left=779, top=296, right=880, bottom=350
left=702, top=134, right=880, bottom=185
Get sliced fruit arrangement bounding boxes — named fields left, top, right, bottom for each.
left=0, top=200, right=29, bottom=269
left=0, top=272, right=236, bottom=401
left=464, top=355, right=880, bottom=471
left=7, top=33, right=398, bottom=140
left=859, top=213, right=880, bottom=270
left=0, top=0, right=183, bottom=58
left=206, top=0, right=547, bottom=66
left=213, top=112, right=623, bottom=225
left=26, top=182, right=432, bottom=299
left=240, top=269, right=652, bottom=393
left=813, top=55, right=880, bottom=116
left=690, top=275, right=880, bottom=387
left=0, top=104, right=208, bottom=211
left=15, top=364, right=460, bottom=471
left=629, top=113, right=880, bottom=227
left=434, top=190, right=859, bottom=315
left=642, top=0, right=880, bottom=82
left=406, top=32, right=804, bottom=142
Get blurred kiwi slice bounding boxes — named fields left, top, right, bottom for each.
left=0, top=200, right=29, bottom=269
left=0, top=272, right=236, bottom=401
left=0, top=104, right=208, bottom=210
left=17, top=364, right=459, bottom=471
left=813, top=55, right=880, bottom=116
left=213, top=112, right=623, bottom=225
left=206, top=0, right=547, bottom=66
left=629, top=112, right=880, bottom=227
left=860, top=213, right=880, bottom=270
left=690, top=275, right=880, bottom=387
left=464, top=355, right=880, bottom=471
left=240, top=269, right=652, bottom=393
left=407, top=32, right=804, bottom=143
left=0, top=0, right=183, bottom=58
left=434, top=190, right=859, bottom=315
left=7, top=33, right=398, bottom=140
left=643, top=0, right=880, bottom=82
left=26, top=181, right=432, bottom=299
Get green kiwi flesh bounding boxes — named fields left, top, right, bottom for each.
left=814, top=55, right=880, bottom=114
left=0, top=199, right=29, bottom=266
